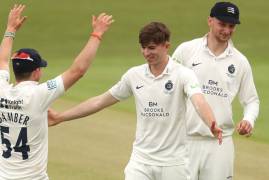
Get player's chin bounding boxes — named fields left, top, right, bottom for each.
left=218, top=37, right=229, bottom=42
left=145, top=58, right=156, bottom=64
left=217, top=33, right=230, bottom=41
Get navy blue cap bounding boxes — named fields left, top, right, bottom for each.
left=12, top=48, right=47, bottom=73
left=210, top=2, right=240, bottom=24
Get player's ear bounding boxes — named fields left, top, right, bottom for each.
left=33, top=68, right=41, bottom=73
left=32, top=68, right=41, bottom=79
left=165, top=41, right=170, bottom=49
left=207, top=16, right=213, bottom=27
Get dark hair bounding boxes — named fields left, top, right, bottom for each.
left=139, top=22, right=170, bottom=46
left=14, top=71, right=33, bottom=81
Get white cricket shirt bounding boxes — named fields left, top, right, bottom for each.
left=109, top=58, right=201, bottom=166
left=0, top=70, right=64, bottom=180
left=172, top=35, right=259, bottom=137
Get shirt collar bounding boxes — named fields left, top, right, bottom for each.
left=202, top=34, right=234, bottom=58
left=145, top=56, right=173, bottom=78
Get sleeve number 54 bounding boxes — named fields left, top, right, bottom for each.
left=0, top=126, right=30, bottom=160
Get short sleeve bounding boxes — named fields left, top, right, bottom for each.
left=182, top=68, right=202, bottom=98
left=0, top=70, right=10, bottom=86
left=172, top=44, right=184, bottom=64
left=109, top=71, right=133, bottom=101
left=38, top=75, right=65, bottom=109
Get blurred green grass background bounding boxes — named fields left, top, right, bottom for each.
left=0, top=0, right=268, bottom=179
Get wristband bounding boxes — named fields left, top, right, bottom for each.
left=4, top=32, right=16, bottom=39
left=91, top=32, right=102, bottom=41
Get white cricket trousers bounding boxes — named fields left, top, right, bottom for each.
left=124, top=160, right=190, bottom=180
left=186, top=136, right=234, bottom=180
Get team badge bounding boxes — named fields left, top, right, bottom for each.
left=227, top=7, right=235, bottom=14
left=47, top=79, right=57, bottom=90
left=228, top=64, right=235, bottom=74
left=165, top=80, right=173, bottom=91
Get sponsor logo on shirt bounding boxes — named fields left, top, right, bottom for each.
left=136, top=85, right=144, bottom=89
left=0, top=98, right=23, bottom=110
left=208, top=80, right=218, bottom=86
left=192, top=62, right=202, bottom=67
left=47, top=79, right=57, bottom=90
left=141, top=101, right=170, bottom=118
left=202, top=80, right=228, bottom=98
left=0, top=98, right=29, bottom=125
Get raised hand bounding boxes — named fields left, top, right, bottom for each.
left=91, top=13, right=114, bottom=37
left=7, top=4, right=27, bottom=32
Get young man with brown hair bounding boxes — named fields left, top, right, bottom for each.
left=48, top=21, right=222, bottom=180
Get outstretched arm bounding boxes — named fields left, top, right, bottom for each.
left=61, top=13, right=114, bottom=90
left=191, top=93, right=223, bottom=144
left=48, top=91, right=119, bottom=126
left=0, top=4, right=27, bottom=71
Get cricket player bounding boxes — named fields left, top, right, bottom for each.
left=48, top=22, right=222, bottom=180
left=0, top=4, right=113, bottom=179
left=172, top=2, right=260, bottom=180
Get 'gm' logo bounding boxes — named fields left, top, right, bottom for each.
left=149, top=102, right=157, bottom=107
left=208, top=80, right=218, bottom=86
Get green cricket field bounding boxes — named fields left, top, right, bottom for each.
left=0, top=0, right=268, bottom=179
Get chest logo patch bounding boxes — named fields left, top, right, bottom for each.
left=165, top=80, right=173, bottom=91
left=228, top=64, right=235, bottom=74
